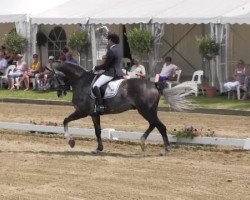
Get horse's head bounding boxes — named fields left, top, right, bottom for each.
left=51, top=61, right=94, bottom=97
left=50, top=62, right=69, bottom=98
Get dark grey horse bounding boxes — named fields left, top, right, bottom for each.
left=53, top=62, right=193, bottom=155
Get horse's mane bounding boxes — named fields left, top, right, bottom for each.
left=53, top=62, right=92, bottom=80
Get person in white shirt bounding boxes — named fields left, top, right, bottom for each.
left=127, top=58, right=146, bottom=79
left=0, top=50, right=7, bottom=75
left=155, top=56, right=179, bottom=82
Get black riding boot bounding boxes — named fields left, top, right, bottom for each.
left=93, top=86, right=105, bottom=113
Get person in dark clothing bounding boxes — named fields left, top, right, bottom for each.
left=92, top=33, right=124, bottom=113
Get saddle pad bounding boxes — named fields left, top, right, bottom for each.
left=91, top=79, right=124, bottom=99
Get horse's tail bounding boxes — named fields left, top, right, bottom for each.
left=161, top=84, right=196, bottom=111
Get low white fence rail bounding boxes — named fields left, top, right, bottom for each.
left=0, top=122, right=249, bottom=150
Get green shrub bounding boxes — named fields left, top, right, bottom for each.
left=2, top=32, right=27, bottom=54
left=127, top=28, right=153, bottom=58
left=36, top=31, right=47, bottom=47
left=68, top=30, right=90, bottom=54
left=197, top=35, right=220, bottom=61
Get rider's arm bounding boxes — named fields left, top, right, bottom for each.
left=95, top=49, right=115, bottom=71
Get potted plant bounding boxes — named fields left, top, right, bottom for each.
left=68, top=30, right=90, bottom=66
left=127, top=28, right=154, bottom=60
left=2, top=31, right=27, bottom=55
left=36, top=30, right=47, bottom=66
left=197, top=35, right=220, bottom=97
left=127, top=28, right=154, bottom=78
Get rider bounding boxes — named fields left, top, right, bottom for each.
left=92, top=33, right=124, bottom=113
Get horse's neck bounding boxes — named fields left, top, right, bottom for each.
left=71, top=72, right=94, bottom=89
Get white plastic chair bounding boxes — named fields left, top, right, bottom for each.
left=175, top=70, right=204, bottom=96
left=191, top=70, right=204, bottom=96
left=0, top=65, right=16, bottom=88
left=166, top=69, right=182, bottom=88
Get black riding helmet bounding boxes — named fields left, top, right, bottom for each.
left=107, top=33, right=120, bottom=44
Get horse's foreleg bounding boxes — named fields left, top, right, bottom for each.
left=140, top=124, right=155, bottom=152
left=63, top=111, right=84, bottom=148
left=91, top=115, right=103, bottom=152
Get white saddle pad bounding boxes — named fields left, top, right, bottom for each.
left=91, top=79, right=124, bottom=99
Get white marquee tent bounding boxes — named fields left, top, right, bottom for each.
left=31, top=0, right=250, bottom=25
left=1, top=0, right=250, bottom=91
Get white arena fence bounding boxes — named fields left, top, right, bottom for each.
left=0, top=122, right=249, bottom=150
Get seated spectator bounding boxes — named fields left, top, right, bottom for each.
left=0, top=50, right=7, bottom=75
left=15, top=53, right=41, bottom=91
left=8, top=54, right=28, bottom=90
left=155, top=56, right=179, bottom=82
left=242, top=66, right=250, bottom=100
left=224, top=59, right=246, bottom=98
left=37, top=56, right=55, bottom=90
left=5, top=49, right=14, bottom=66
left=127, top=58, right=146, bottom=79
left=65, top=52, right=78, bottom=64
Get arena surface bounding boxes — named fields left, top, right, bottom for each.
left=0, top=103, right=249, bottom=199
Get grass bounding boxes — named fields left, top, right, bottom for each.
left=0, top=89, right=72, bottom=102
left=0, top=89, right=250, bottom=111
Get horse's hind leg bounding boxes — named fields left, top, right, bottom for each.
left=63, top=110, right=85, bottom=148
left=91, top=115, right=103, bottom=152
left=138, top=109, right=170, bottom=155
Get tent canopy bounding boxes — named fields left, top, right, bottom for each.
left=31, top=0, right=250, bottom=25
left=0, top=0, right=70, bottom=23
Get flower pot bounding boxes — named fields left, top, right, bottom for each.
left=205, top=86, right=217, bottom=97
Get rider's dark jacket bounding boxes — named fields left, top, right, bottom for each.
left=95, top=44, right=124, bottom=77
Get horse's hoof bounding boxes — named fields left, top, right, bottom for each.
left=159, top=148, right=170, bottom=156
left=140, top=137, right=146, bottom=152
left=68, top=139, right=75, bottom=148
left=91, top=149, right=102, bottom=154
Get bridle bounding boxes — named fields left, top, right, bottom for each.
left=49, top=65, right=68, bottom=97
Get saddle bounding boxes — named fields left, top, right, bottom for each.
left=91, top=76, right=124, bottom=99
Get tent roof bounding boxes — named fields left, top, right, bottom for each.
left=31, top=0, right=250, bottom=25
left=0, top=0, right=70, bottom=23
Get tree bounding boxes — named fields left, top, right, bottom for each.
left=68, top=30, right=90, bottom=65
left=2, top=32, right=27, bottom=54
left=127, top=28, right=154, bottom=59
left=197, top=35, right=220, bottom=87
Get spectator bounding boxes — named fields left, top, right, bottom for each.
left=127, top=58, right=146, bottom=79
left=154, top=56, right=179, bottom=82
left=0, top=50, right=7, bottom=75
left=242, top=67, right=250, bottom=100
left=62, top=46, right=69, bottom=55
left=224, top=59, right=246, bottom=98
left=65, top=52, right=78, bottom=64
left=8, top=54, right=28, bottom=90
left=15, top=53, right=41, bottom=91
left=37, top=55, right=55, bottom=90
left=5, top=49, right=14, bottom=66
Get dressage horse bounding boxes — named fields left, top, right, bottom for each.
left=52, top=62, right=193, bottom=155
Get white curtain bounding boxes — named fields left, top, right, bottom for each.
left=15, top=16, right=38, bottom=66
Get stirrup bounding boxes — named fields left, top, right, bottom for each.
left=96, top=105, right=105, bottom=113
left=94, top=105, right=105, bottom=114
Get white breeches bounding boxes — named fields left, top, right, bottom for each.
left=224, top=81, right=240, bottom=91
left=93, top=74, right=113, bottom=88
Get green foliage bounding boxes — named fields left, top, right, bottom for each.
left=68, top=30, right=90, bottom=54
left=169, top=128, right=197, bottom=139
left=197, top=35, right=220, bottom=60
left=127, top=28, right=154, bottom=57
left=36, top=31, right=47, bottom=47
left=2, top=32, right=27, bottom=54
left=0, top=89, right=72, bottom=102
